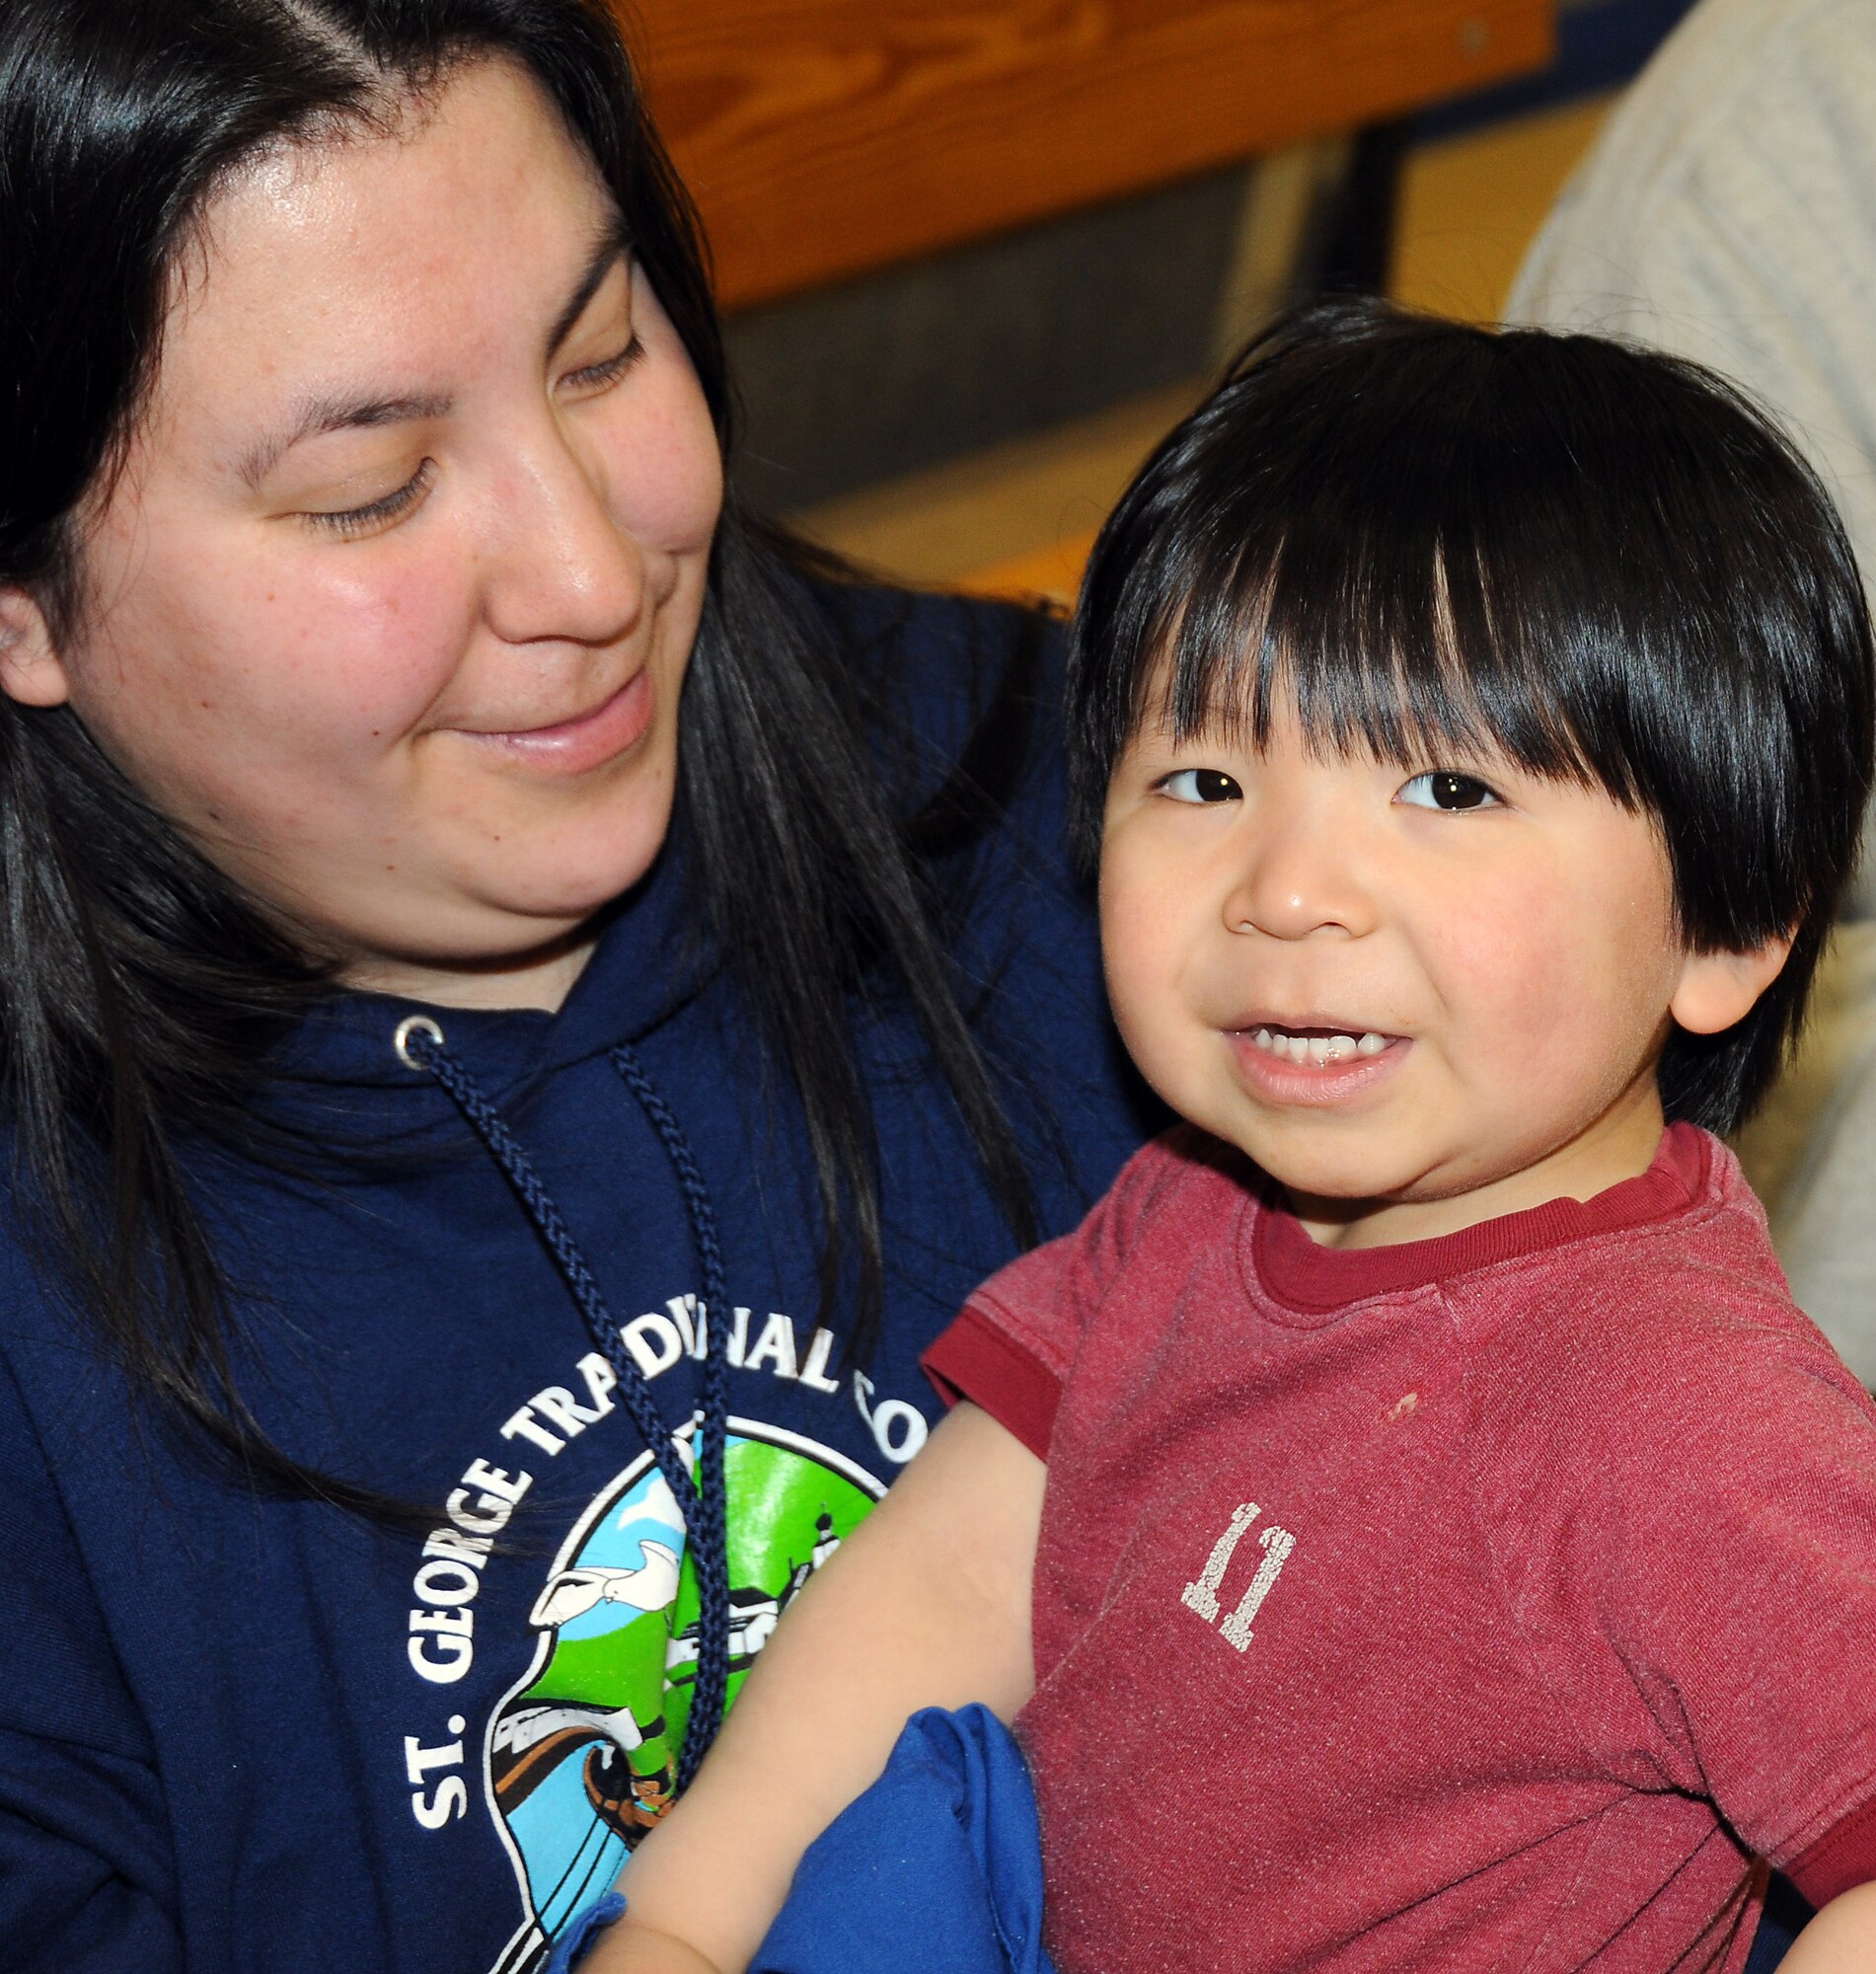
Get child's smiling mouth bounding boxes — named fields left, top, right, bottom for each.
left=1224, top=1019, right=1410, bottom=1101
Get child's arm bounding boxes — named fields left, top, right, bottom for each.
left=587, top=1402, right=1045, bottom=1974
left=1779, top=1882, right=1876, bottom=1970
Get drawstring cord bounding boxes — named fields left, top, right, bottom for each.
left=395, top=1016, right=731, bottom=1791
left=607, top=1043, right=731, bottom=1686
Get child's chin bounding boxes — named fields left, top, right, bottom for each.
left=1264, top=1140, right=1485, bottom=1226
left=1260, top=1158, right=1403, bottom=1216
left=1238, top=1123, right=1418, bottom=1199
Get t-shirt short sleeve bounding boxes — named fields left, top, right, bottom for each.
left=1556, top=1319, right=1876, bottom=1907
left=923, top=1131, right=1212, bottom=1458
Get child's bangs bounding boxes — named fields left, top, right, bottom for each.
left=1066, top=325, right=1677, bottom=844
left=1145, top=514, right=1626, bottom=799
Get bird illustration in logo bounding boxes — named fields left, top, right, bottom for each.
left=529, top=1541, right=682, bottom=1629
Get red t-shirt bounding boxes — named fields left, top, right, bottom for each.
left=925, top=1124, right=1876, bottom=1973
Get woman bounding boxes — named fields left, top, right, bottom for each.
left=0, top=4, right=1148, bottom=1968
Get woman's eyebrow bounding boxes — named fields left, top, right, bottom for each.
left=545, top=216, right=634, bottom=359
left=237, top=391, right=451, bottom=490
left=236, top=220, right=635, bottom=491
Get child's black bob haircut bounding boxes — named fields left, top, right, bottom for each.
left=1069, top=297, right=1875, bottom=1136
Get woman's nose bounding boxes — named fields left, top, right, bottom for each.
left=481, top=425, right=643, bottom=650
left=1222, top=814, right=1376, bottom=941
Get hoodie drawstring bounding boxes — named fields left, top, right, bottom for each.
left=395, top=1017, right=731, bottom=1791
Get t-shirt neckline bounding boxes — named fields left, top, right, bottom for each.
left=1250, top=1121, right=1711, bottom=1316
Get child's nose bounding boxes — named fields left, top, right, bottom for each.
left=1222, top=821, right=1376, bottom=941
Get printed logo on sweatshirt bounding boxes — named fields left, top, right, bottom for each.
left=480, top=1419, right=885, bottom=1973
left=497, top=1294, right=930, bottom=1471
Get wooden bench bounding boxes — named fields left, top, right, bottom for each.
left=618, top=0, right=1554, bottom=313
left=613, top=0, right=1556, bottom=601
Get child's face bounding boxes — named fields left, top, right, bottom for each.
left=1099, top=697, right=1781, bottom=1246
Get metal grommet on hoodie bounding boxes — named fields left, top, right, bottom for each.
left=393, top=1015, right=445, bottom=1071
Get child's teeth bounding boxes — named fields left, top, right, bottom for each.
left=1249, top=1027, right=1387, bottom=1065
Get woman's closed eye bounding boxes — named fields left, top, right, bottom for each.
left=1395, top=770, right=1502, bottom=812
left=1159, top=768, right=1242, bottom=804
left=295, top=337, right=643, bottom=542
left=302, top=458, right=437, bottom=540
left=563, top=332, right=645, bottom=396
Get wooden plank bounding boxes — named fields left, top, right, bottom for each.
left=617, top=1, right=1555, bottom=310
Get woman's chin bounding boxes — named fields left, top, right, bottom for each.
left=326, top=871, right=656, bottom=1008
left=451, top=826, right=673, bottom=939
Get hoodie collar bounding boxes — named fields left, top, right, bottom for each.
left=263, top=832, right=711, bottom=1108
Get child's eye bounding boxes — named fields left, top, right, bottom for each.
left=1395, top=771, right=1502, bottom=812
left=1158, top=768, right=1242, bottom=804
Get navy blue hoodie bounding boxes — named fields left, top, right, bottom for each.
left=0, top=587, right=1150, bottom=1974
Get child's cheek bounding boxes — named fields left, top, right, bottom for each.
left=1097, top=841, right=1213, bottom=1120
left=1446, top=858, right=1678, bottom=1123
left=1097, top=869, right=1166, bottom=1061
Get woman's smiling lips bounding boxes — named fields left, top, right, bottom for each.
left=458, top=666, right=654, bottom=775
left=1226, top=1018, right=1408, bottom=1103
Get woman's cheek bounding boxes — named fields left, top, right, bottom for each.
left=271, top=558, right=478, bottom=752
left=598, top=430, right=721, bottom=577
left=611, top=280, right=724, bottom=557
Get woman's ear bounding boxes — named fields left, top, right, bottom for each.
left=1670, top=934, right=1794, bottom=1035
left=0, top=587, right=72, bottom=708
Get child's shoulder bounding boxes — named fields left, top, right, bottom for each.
left=1087, top=1122, right=1270, bottom=1251
left=962, top=1125, right=1255, bottom=1333
left=1116, top=1119, right=1262, bottom=1192
left=1461, top=1128, right=1876, bottom=1488
left=1456, top=1126, right=1793, bottom=1334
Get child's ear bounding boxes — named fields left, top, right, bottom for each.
left=1670, top=935, right=1794, bottom=1035
left=0, top=587, right=73, bottom=709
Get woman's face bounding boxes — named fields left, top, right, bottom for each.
left=2, top=59, right=722, bottom=1007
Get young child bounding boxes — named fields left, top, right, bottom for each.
left=594, top=302, right=1876, bottom=1972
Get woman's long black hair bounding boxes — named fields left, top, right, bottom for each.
left=0, top=0, right=1038, bottom=1507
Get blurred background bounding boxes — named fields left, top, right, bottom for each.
left=613, top=0, right=1699, bottom=600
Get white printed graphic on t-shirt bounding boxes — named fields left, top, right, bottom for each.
left=1181, top=1502, right=1297, bottom=1652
